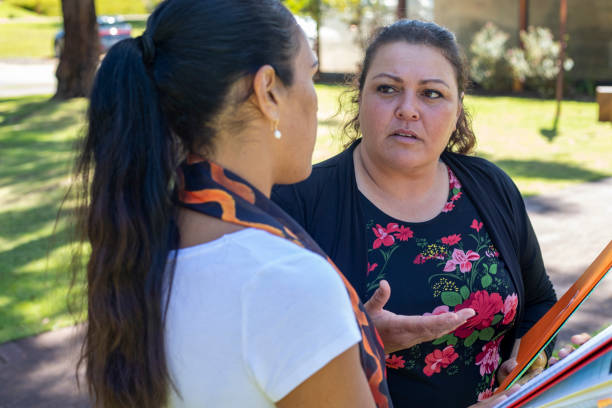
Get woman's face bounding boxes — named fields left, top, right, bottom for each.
left=276, top=29, right=319, bottom=184
left=358, top=42, right=461, bottom=172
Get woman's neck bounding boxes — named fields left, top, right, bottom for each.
left=354, top=143, right=449, bottom=222
left=207, top=133, right=275, bottom=197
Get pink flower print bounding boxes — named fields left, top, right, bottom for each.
left=413, top=253, right=425, bottom=264
left=454, top=291, right=504, bottom=338
left=423, top=346, right=459, bottom=377
left=385, top=354, right=406, bottom=369
left=394, top=225, right=414, bottom=241
left=423, top=305, right=450, bottom=316
left=442, top=202, right=455, bottom=213
left=475, top=336, right=504, bottom=376
left=441, top=234, right=461, bottom=246
left=451, top=191, right=463, bottom=202
left=372, top=223, right=399, bottom=249
left=478, top=388, right=494, bottom=401
left=502, top=293, right=518, bottom=325
left=448, top=169, right=462, bottom=189
left=470, top=219, right=484, bottom=232
left=367, top=262, right=378, bottom=277
left=443, top=248, right=480, bottom=273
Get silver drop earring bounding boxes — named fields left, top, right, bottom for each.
left=274, top=128, right=282, bottom=139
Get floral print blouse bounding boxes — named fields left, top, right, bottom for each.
left=361, top=167, right=519, bottom=408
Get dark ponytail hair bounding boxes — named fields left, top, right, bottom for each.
left=73, top=1, right=299, bottom=407
left=343, top=19, right=476, bottom=154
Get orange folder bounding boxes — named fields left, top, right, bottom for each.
left=497, top=240, right=612, bottom=391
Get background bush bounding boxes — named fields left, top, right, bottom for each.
left=506, top=26, right=574, bottom=97
left=469, top=22, right=513, bottom=92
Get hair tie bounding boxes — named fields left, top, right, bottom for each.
left=139, top=33, right=156, bottom=65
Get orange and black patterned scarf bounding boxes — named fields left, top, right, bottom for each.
left=178, top=156, right=391, bottom=407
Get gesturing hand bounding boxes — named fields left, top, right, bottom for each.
left=364, top=280, right=476, bottom=354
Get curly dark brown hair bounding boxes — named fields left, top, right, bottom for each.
left=342, top=19, right=476, bottom=154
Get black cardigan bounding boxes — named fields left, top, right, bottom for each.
left=272, top=140, right=557, bottom=361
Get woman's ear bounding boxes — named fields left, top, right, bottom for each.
left=251, top=65, right=281, bottom=124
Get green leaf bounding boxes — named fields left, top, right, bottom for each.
left=489, top=263, right=498, bottom=275
left=479, top=327, right=495, bottom=341
left=481, top=274, right=493, bottom=288
left=447, top=335, right=458, bottom=346
left=432, top=335, right=448, bottom=345
left=460, top=285, right=470, bottom=300
left=452, top=187, right=460, bottom=196
left=465, top=330, right=479, bottom=347
left=441, top=291, right=463, bottom=307
left=492, top=314, right=503, bottom=325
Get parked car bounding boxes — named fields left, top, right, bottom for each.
left=54, top=15, right=132, bottom=57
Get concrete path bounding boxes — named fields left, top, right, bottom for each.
left=0, top=59, right=56, bottom=98
left=525, top=177, right=612, bottom=345
left=0, top=178, right=610, bottom=407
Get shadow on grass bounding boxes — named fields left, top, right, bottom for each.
left=484, top=157, right=608, bottom=183
left=0, top=98, right=83, bottom=133
left=539, top=101, right=561, bottom=142
left=0, top=222, right=77, bottom=343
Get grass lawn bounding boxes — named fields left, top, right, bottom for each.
left=3, top=0, right=160, bottom=17
left=1, top=87, right=612, bottom=344
left=0, top=1, right=39, bottom=18
left=0, top=19, right=146, bottom=58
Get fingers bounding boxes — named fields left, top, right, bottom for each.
left=558, top=346, right=574, bottom=359
left=364, top=280, right=391, bottom=313
left=571, top=332, right=591, bottom=345
left=497, top=358, right=518, bottom=384
left=468, top=385, right=520, bottom=408
left=550, top=332, right=591, bottom=366
left=411, top=309, right=475, bottom=341
left=432, top=308, right=475, bottom=332
left=455, top=308, right=476, bottom=321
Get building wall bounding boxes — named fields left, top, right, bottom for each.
left=432, top=0, right=612, bottom=81
left=317, top=0, right=611, bottom=81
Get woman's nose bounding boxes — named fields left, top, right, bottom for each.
left=395, top=93, right=419, bottom=121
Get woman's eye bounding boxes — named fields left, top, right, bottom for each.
left=423, top=89, right=443, bottom=99
left=377, top=85, right=397, bottom=94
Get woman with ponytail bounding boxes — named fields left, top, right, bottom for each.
left=74, top=0, right=392, bottom=407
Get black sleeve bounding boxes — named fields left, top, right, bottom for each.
left=506, top=175, right=557, bottom=356
left=271, top=183, right=308, bottom=230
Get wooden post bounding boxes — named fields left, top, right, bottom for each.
left=519, top=0, right=529, bottom=42
left=514, top=0, right=529, bottom=92
left=596, top=87, right=612, bottom=122
left=554, top=0, right=567, bottom=124
left=397, top=0, right=407, bottom=20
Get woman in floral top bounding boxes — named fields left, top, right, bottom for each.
left=273, top=20, right=556, bottom=407
left=362, top=166, right=519, bottom=405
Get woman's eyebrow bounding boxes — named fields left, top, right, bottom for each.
left=371, top=72, right=402, bottom=82
left=419, top=79, right=450, bottom=89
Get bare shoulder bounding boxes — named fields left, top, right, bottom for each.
left=177, top=208, right=245, bottom=249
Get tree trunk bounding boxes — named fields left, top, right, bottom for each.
left=314, top=0, right=321, bottom=78
left=397, top=0, right=407, bottom=20
left=54, top=0, right=99, bottom=100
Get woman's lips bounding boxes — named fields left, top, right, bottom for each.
left=390, top=129, right=420, bottom=143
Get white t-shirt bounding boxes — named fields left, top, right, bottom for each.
left=165, top=228, right=362, bottom=407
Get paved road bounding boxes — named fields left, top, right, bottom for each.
left=0, top=59, right=57, bottom=98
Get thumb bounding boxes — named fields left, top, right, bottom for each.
left=365, top=280, right=391, bottom=313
